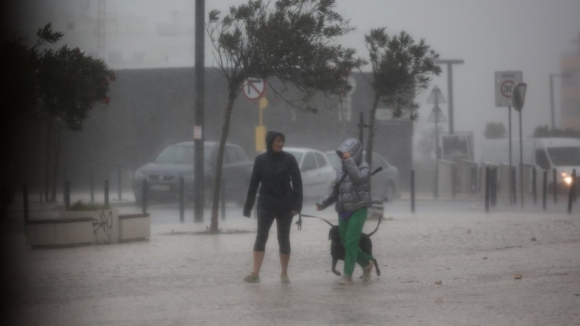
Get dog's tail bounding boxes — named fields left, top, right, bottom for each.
left=366, top=215, right=383, bottom=237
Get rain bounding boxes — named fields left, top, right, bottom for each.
left=1, top=1, right=580, bottom=325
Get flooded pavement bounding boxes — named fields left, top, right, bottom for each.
left=2, top=197, right=580, bottom=325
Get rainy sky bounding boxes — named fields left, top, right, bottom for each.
left=4, top=0, right=580, bottom=160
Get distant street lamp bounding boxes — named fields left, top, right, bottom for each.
left=549, top=73, right=572, bottom=130
left=436, top=59, right=464, bottom=134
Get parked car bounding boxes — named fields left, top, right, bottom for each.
left=133, top=141, right=253, bottom=206
left=325, top=150, right=399, bottom=201
left=283, top=147, right=336, bottom=198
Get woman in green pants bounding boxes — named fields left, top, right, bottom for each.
left=316, top=138, right=374, bottom=285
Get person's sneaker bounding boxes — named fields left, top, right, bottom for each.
left=362, top=261, right=374, bottom=282
left=244, top=272, right=260, bottom=283
left=338, top=275, right=353, bottom=285
left=280, top=274, right=291, bottom=284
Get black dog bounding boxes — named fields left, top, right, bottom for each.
left=319, top=216, right=382, bottom=277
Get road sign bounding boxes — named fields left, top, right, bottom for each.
left=495, top=71, right=522, bottom=107
left=242, top=78, right=267, bottom=101
left=511, top=83, right=527, bottom=111
left=426, top=85, right=446, bottom=104
left=427, top=104, right=447, bottom=123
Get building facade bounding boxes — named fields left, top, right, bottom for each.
left=561, top=33, right=580, bottom=131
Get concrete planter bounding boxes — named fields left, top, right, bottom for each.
left=25, top=217, right=93, bottom=248
left=119, top=214, right=151, bottom=241
left=59, top=209, right=120, bottom=244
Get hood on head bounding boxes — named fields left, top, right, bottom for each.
left=336, top=138, right=363, bottom=164
left=266, top=130, right=285, bottom=153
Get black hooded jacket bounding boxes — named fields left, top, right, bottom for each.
left=243, top=130, right=303, bottom=216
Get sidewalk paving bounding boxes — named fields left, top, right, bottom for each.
left=2, top=205, right=580, bottom=325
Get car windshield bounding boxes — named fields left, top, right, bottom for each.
left=326, top=153, right=341, bottom=169
left=285, top=150, right=303, bottom=164
left=547, top=147, right=580, bottom=166
left=155, top=145, right=212, bottom=165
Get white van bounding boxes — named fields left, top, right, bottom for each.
left=480, top=137, right=580, bottom=191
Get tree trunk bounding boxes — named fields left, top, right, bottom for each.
left=44, top=123, right=51, bottom=202
left=210, top=85, right=238, bottom=233
left=49, top=125, right=61, bottom=202
left=365, top=93, right=381, bottom=170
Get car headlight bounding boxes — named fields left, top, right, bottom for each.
left=560, top=172, right=573, bottom=186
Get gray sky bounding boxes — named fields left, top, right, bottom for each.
left=5, top=0, right=580, bottom=158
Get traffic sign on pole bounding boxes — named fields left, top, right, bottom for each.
left=426, top=85, right=446, bottom=104
left=495, top=71, right=522, bottom=107
left=427, top=104, right=447, bottom=123
left=243, top=78, right=267, bottom=101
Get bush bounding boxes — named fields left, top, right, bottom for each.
left=68, top=200, right=109, bottom=211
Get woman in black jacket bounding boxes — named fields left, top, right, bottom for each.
left=243, top=130, right=303, bottom=284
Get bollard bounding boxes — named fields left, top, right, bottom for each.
left=553, top=168, right=557, bottom=204
left=485, top=166, right=490, bottom=213
left=411, top=169, right=415, bottom=213
left=63, top=180, right=67, bottom=207
left=180, top=177, right=184, bottom=223
left=221, top=178, right=226, bottom=221
left=90, top=166, right=94, bottom=203
left=471, top=166, right=477, bottom=194
left=489, top=168, right=496, bottom=207
left=574, top=169, right=578, bottom=203
left=451, top=166, right=456, bottom=200
left=532, top=168, right=537, bottom=205
left=104, top=179, right=109, bottom=208
left=511, top=167, right=517, bottom=205
left=65, top=181, right=70, bottom=209
left=142, top=179, right=148, bottom=215
left=117, top=164, right=122, bottom=201
left=433, top=167, right=439, bottom=200
left=542, top=170, right=547, bottom=210
left=568, top=170, right=574, bottom=214
left=23, top=183, right=29, bottom=225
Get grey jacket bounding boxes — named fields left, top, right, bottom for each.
left=317, top=138, right=372, bottom=213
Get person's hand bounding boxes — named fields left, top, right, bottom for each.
left=342, top=152, right=351, bottom=160
left=291, top=210, right=298, bottom=216
left=316, top=204, right=323, bottom=211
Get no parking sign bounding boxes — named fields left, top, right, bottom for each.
left=495, top=71, right=522, bottom=107
left=242, top=78, right=267, bottom=101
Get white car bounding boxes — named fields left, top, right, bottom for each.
left=325, top=151, right=400, bottom=202
left=284, top=147, right=336, bottom=198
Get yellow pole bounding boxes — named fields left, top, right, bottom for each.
left=255, top=97, right=268, bottom=152
left=259, top=97, right=268, bottom=126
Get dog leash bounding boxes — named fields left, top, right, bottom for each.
left=295, top=167, right=383, bottom=231
left=300, top=213, right=334, bottom=227
left=296, top=213, right=302, bottom=230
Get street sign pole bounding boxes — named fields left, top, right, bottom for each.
left=426, top=85, right=447, bottom=200
left=193, top=0, right=205, bottom=223
left=434, top=107, right=439, bottom=199
left=436, top=59, right=464, bottom=134
left=243, top=78, right=268, bottom=152
left=509, top=105, right=513, bottom=205
left=512, top=83, right=527, bottom=209
left=495, top=71, right=523, bottom=205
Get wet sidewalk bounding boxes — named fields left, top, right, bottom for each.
left=2, top=204, right=580, bottom=325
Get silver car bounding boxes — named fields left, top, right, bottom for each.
left=133, top=141, right=253, bottom=206
left=283, top=147, right=336, bottom=198
left=325, top=150, right=399, bottom=202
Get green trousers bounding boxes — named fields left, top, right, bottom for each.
left=338, top=208, right=373, bottom=277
